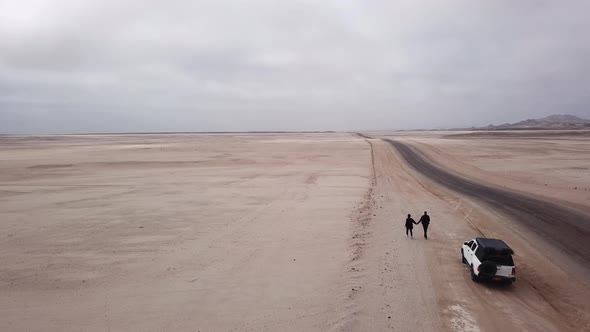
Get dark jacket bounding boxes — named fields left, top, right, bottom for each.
left=419, top=215, right=430, bottom=225
left=405, top=217, right=416, bottom=228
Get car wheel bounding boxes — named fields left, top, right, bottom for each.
left=478, top=261, right=498, bottom=278
left=470, top=265, right=479, bottom=282
left=461, top=249, right=466, bottom=264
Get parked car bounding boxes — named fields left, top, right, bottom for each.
left=461, top=237, right=516, bottom=284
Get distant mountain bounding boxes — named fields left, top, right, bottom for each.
left=479, top=114, right=590, bottom=130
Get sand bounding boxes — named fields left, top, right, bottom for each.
left=1, top=132, right=589, bottom=331
left=1, top=134, right=370, bottom=331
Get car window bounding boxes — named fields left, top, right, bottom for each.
left=486, top=255, right=514, bottom=265
left=467, top=240, right=474, bottom=247
left=475, top=246, right=485, bottom=260
left=471, top=243, right=477, bottom=251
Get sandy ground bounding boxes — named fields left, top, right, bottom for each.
left=1, top=132, right=589, bottom=331
left=1, top=134, right=371, bottom=331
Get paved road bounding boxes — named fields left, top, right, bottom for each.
left=385, top=139, right=590, bottom=266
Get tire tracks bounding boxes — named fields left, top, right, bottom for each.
left=332, top=137, right=377, bottom=331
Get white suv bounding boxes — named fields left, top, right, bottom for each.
left=461, top=237, right=516, bottom=284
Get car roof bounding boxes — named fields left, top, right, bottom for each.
left=475, top=237, right=514, bottom=254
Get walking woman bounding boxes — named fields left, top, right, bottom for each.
left=405, top=214, right=417, bottom=239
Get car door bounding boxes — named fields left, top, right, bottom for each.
left=469, top=242, right=478, bottom=265
left=465, top=240, right=474, bottom=264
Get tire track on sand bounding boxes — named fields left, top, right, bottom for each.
left=330, top=138, right=376, bottom=331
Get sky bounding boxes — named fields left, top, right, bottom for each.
left=1, top=0, right=589, bottom=133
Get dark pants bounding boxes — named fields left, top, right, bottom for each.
left=422, top=223, right=429, bottom=238
left=406, top=227, right=413, bottom=237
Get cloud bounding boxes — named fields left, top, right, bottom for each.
left=1, top=0, right=589, bottom=133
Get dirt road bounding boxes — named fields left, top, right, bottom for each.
left=365, top=137, right=590, bottom=331
left=385, top=139, right=590, bottom=266
left=349, top=138, right=590, bottom=331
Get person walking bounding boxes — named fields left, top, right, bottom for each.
left=418, top=211, right=430, bottom=239
left=405, top=214, right=417, bottom=239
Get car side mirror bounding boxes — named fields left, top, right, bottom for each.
left=463, top=242, right=469, bottom=245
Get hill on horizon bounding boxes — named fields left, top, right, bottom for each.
left=476, top=114, right=590, bottom=130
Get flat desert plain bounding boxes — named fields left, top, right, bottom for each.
left=1, top=132, right=589, bottom=331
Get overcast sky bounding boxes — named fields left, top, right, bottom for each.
left=1, top=0, right=589, bottom=133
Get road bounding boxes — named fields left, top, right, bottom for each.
left=349, top=138, right=586, bottom=331
left=385, top=139, right=590, bottom=267
left=374, top=138, right=590, bottom=331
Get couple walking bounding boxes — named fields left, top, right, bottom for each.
left=405, top=211, right=430, bottom=239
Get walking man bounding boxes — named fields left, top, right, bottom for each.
left=405, top=214, right=417, bottom=239
left=418, top=211, right=430, bottom=239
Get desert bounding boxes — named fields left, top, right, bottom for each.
left=4, top=2, right=590, bottom=331
left=1, top=131, right=589, bottom=331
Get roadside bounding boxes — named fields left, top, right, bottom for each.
left=386, top=138, right=590, bottom=331
left=405, top=135, right=590, bottom=214
left=351, top=138, right=579, bottom=331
